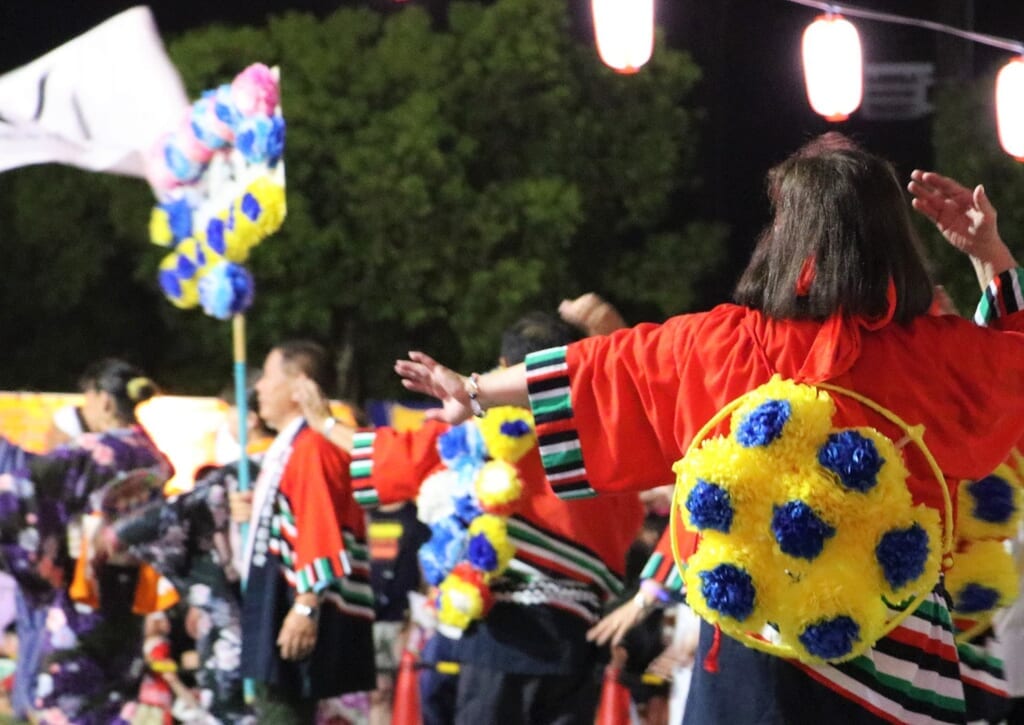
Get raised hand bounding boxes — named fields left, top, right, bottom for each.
left=908, top=170, right=1001, bottom=258
left=908, top=170, right=1017, bottom=288
left=394, top=351, right=473, bottom=424
left=292, top=375, right=332, bottom=433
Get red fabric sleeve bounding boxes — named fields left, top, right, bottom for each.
left=280, top=429, right=353, bottom=592
left=351, top=420, right=448, bottom=508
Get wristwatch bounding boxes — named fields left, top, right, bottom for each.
left=292, top=602, right=319, bottom=620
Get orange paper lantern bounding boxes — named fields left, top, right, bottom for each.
left=997, top=56, right=1024, bottom=161
left=802, top=14, right=863, bottom=122
left=592, top=0, right=655, bottom=74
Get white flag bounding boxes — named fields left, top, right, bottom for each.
left=0, top=6, right=188, bottom=177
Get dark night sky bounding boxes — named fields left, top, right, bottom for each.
left=2, top=0, right=1024, bottom=298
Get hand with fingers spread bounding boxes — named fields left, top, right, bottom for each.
left=908, top=170, right=1017, bottom=286
left=394, top=351, right=474, bottom=424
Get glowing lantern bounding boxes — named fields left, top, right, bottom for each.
left=592, top=0, right=655, bottom=74
left=997, top=56, right=1024, bottom=161
left=802, top=14, right=863, bottom=122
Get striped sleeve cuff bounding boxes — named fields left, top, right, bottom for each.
left=350, top=430, right=380, bottom=508
left=295, top=552, right=350, bottom=594
left=974, top=267, right=1024, bottom=326
left=639, top=550, right=685, bottom=600
left=525, top=347, right=596, bottom=500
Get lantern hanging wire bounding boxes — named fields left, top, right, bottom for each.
left=781, top=0, right=1024, bottom=55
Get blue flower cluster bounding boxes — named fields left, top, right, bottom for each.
left=419, top=515, right=467, bottom=586
left=799, top=615, right=860, bottom=659
left=197, top=262, right=254, bottom=320
left=685, top=480, right=734, bottom=532
left=699, top=563, right=756, bottom=621
left=736, top=400, right=791, bottom=447
left=438, top=424, right=486, bottom=471
left=967, top=475, right=1017, bottom=524
left=818, top=431, right=883, bottom=493
left=771, top=500, right=835, bottom=560
left=235, top=114, right=286, bottom=165
left=875, top=523, right=929, bottom=589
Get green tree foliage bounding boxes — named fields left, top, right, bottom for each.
left=0, top=0, right=725, bottom=400
left=924, top=76, right=1024, bottom=314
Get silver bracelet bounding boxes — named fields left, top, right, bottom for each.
left=321, top=416, right=338, bottom=436
left=467, top=373, right=485, bottom=418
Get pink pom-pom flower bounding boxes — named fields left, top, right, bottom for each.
left=231, top=63, right=280, bottom=117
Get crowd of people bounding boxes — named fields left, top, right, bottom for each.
left=0, top=133, right=1023, bottom=725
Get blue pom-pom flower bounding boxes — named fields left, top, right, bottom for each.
left=162, top=198, right=193, bottom=242
left=164, top=144, right=203, bottom=183
left=799, top=616, right=860, bottom=659
left=699, top=563, right=756, bottom=621
left=419, top=515, right=467, bottom=586
left=875, top=523, right=930, bottom=589
left=954, top=583, right=1000, bottom=614
left=454, top=494, right=483, bottom=525
left=818, top=431, right=883, bottom=492
left=213, top=84, right=241, bottom=129
left=736, top=400, right=791, bottom=447
left=438, top=423, right=486, bottom=469
left=158, top=269, right=183, bottom=300
left=198, top=261, right=254, bottom=320
left=966, top=475, right=1016, bottom=524
left=685, top=480, right=733, bottom=532
left=236, top=114, right=286, bottom=165
left=206, top=218, right=227, bottom=256
left=771, top=500, right=835, bottom=560
left=467, top=533, right=499, bottom=572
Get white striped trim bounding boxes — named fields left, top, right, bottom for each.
left=804, top=660, right=961, bottom=725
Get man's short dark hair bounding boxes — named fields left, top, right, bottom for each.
left=501, top=312, right=583, bottom=366
left=276, top=340, right=336, bottom=397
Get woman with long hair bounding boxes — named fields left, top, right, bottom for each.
left=393, top=135, right=1024, bottom=723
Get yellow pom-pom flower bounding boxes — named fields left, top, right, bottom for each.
left=956, top=464, right=1023, bottom=541
left=149, top=207, right=174, bottom=247
left=246, top=177, right=286, bottom=240
left=474, top=461, right=523, bottom=516
left=467, top=514, right=515, bottom=576
left=728, top=377, right=834, bottom=466
left=157, top=254, right=199, bottom=309
left=776, top=556, right=888, bottom=664
left=946, top=539, right=1019, bottom=618
left=478, top=407, right=536, bottom=464
left=683, top=531, right=774, bottom=632
left=436, top=565, right=492, bottom=638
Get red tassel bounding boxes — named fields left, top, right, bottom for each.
left=594, top=663, right=632, bottom=725
left=392, top=650, right=422, bottom=725
left=703, top=624, right=721, bottom=674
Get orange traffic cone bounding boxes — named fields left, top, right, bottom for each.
left=392, top=649, right=422, bottom=725
left=594, top=655, right=632, bottom=725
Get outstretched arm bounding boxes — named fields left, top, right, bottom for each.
left=394, top=351, right=529, bottom=424
left=908, top=170, right=1018, bottom=289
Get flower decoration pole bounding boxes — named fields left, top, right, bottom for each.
left=233, top=314, right=250, bottom=499
left=145, top=63, right=286, bottom=703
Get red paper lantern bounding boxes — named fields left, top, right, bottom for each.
left=802, top=14, right=863, bottom=122
left=997, top=56, right=1024, bottom=161
left=592, top=0, right=655, bottom=74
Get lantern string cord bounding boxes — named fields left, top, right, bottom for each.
left=782, top=0, right=1024, bottom=55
